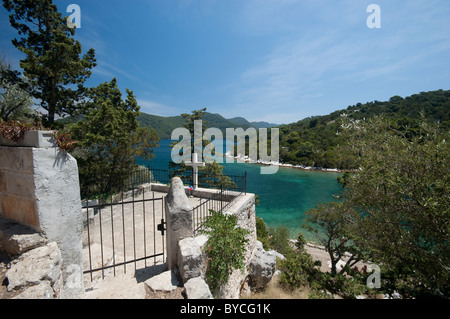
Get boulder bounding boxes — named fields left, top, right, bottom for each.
left=184, top=277, right=213, bottom=299
left=5, top=241, right=62, bottom=298
left=248, top=241, right=276, bottom=291
left=13, top=281, right=54, bottom=299
left=177, top=237, right=203, bottom=283
left=144, top=270, right=180, bottom=293
left=0, top=219, right=48, bottom=256
left=267, top=249, right=286, bottom=261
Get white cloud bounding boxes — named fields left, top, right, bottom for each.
left=225, top=0, right=450, bottom=123
left=137, top=99, right=180, bottom=116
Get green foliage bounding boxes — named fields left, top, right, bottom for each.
left=199, top=210, right=250, bottom=296
left=304, top=202, right=369, bottom=276
left=267, top=225, right=292, bottom=256
left=71, top=78, right=159, bottom=193
left=3, top=0, right=96, bottom=124
left=339, top=116, right=449, bottom=298
left=279, top=89, right=450, bottom=169
left=256, top=218, right=295, bottom=256
left=138, top=110, right=277, bottom=140
left=278, top=232, right=371, bottom=299
left=0, top=56, right=35, bottom=122
left=305, top=115, right=449, bottom=298
left=255, top=217, right=270, bottom=250
left=169, top=108, right=236, bottom=190
left=198, top=161, right=236, bottom=189
left=278, top=233, right=323, bottom=291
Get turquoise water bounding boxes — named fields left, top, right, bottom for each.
left=138, top=139, right=342, bottom=240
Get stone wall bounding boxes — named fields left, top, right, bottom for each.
left=162, top=177, right=274, bottom=299
left=0, top=131, right=84, bottom=298
left=0, top=218, right=63, bottom=299
left=216, top=193, right=257, bottom=299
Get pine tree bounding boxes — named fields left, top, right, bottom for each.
left=71, top=78, right=159, bottom=192
left=3, top=0, right=96, bottom=124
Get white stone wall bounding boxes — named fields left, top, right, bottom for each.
left=217, top=193, right=256, bottom=299
left=0, top=134, right=84, bottom=298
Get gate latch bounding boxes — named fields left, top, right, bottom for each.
left=157, top=219, right=166, bottom=236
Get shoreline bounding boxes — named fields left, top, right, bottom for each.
left=223, top=153, right=348, bottom=173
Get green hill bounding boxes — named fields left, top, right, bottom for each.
left=137, top=112, right=278, bottom=139
left=137, top=113, right=184, bottom=139
left=279, top=89, right=450, bottom=169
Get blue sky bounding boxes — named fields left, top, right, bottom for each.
left=1, top=0, right=450, bottom=124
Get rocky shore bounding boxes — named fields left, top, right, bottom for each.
left=224, top=153, right=344, bottom=173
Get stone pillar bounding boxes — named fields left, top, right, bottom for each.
left=0, top=130, right=84, bottom=298
left=165, top=177, right=193, bottom=270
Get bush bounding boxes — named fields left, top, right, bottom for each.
left=255, top=217, right=270, bottom=250
left=200, top=210, right=250, bottom=296
left=268, top=225, right=291, bottom=255
left=278, top=233, right=323, bottom=291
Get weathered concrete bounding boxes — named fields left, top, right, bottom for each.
left=165, top=177, right=193, bottom=270
left=0, top=132, right=84, bottom=298
left=32, top=148, right=84, bottom=299
left=0, top=130, right=55, bottom=148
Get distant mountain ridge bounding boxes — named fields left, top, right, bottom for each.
left=137, top=112, right=279, bottom=139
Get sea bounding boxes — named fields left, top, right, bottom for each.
left=137, top=139, right=342, bottom=241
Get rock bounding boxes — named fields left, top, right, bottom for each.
left=178, top=237, right=203, bottom=284
left=85, top=274, right=147, bottom=299
left=5, top=241, right=62, bottom=298
left=267, top=250, right=286, bottom=261
left=184, top=277, right=213, bottom=299
left=0, top=218, right=48, bottom=256
left=144, top=270, right=180, bottom=293
left=13, top=281, right=54, bottom=299
left=248, top=242, right=276, bottom=291
left=194, top=234, right=208, bottom=250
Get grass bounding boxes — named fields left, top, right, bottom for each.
left=241, top=276, right=312, bottom=299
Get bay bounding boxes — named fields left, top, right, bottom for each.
left=137, top=139, right=342, bottom=241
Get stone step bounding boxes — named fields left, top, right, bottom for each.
left=0, top=218, right=48, bottom=256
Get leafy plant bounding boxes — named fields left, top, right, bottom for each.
left=70, top=78, right=159, bottom=194
left=278, top=233, right=323, bottom=292
left=0, top=120, right=42, bottom=142
left=53, top=130, right=78, bottom=153
left=255, top=217, right=270, bottom=250
left=200, top=210, right=250, bottom=295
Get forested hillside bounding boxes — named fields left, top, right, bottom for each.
left=279, top=89, right=450, bottom=169
left=138, top=112, right=278, bottom=139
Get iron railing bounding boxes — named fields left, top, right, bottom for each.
left=80, top=165, right=247, bottom=280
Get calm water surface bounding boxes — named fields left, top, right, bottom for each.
left=138, top=139, right=342, bottom=240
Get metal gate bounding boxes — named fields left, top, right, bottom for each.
left=82, top=187, right=166, bottom=281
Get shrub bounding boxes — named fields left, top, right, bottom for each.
left=200, top=210, right=250, bottom=295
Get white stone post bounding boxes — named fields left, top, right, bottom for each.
left=0, top=130, right=84, bottom=298
left=164, top=177, right=193, bottom=270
